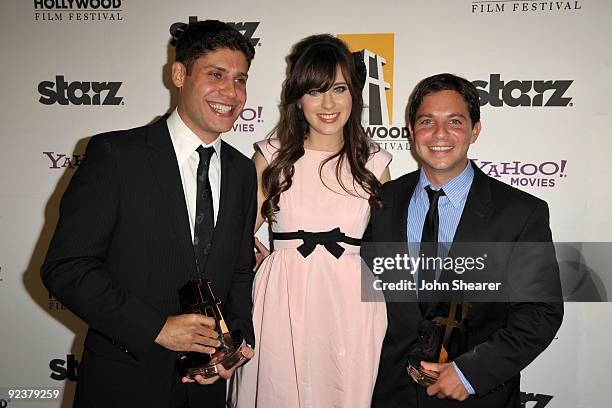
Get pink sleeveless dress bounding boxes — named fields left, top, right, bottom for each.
left=232, top=139, right=391, bottom=408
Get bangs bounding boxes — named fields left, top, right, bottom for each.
left=293, top=45, right=347, bottom=95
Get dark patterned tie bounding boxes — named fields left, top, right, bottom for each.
left=194, top=146, right=215, bottom=276
left=419, top=185, right=445, bottom=314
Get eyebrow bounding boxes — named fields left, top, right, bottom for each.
left=416, top=112, right=468, bottom=119
left=204, top=64, right=248, bottom=79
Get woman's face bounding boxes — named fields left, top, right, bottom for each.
left=299, top=66, right=352, bottom=141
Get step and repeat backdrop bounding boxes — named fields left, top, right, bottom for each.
left=1, top=0, right=611, bottom=407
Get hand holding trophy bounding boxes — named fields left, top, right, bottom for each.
left=176, top=279, right=248, bottom=379
left=407, top=299, right=470, bottom=386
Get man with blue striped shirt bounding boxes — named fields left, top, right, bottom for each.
left=369, top=73, right=563, bottom=408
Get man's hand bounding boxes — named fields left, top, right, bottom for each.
left=154, top=314, right=220, bottom=354
left=254, top=237, right=270, bottom=272
left=422, top=362, right=469, bottom=401
left=181, top=344, right=255, bottom=385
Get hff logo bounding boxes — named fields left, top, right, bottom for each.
left=338, top=33, right=395, bottom=127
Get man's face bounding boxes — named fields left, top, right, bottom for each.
left=409, top=90, right=481, bottom=186
left=172, top=47, right=249, bottom=143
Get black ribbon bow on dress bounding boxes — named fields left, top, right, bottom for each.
left=273, top=228, right=362, bottom=259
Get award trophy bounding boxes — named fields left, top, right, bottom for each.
left=176, top=279, right=247, bottom=379
left=407, top=299, right=470, bottom=386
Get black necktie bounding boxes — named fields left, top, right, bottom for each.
left=194, top=146, right=215, bottom=275
left=419, top=185, right=445, bottom=314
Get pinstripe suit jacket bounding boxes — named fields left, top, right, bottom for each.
left=42, top=116, right=257, bottom=407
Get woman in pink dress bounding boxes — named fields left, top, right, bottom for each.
left=232, top=34, right=391, bottom=407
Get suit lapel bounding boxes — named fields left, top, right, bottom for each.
left=390, top=172, right=420, bottom=308
left=146, top=118, right=196, bottom=277
left=452, top=162, right=495, bottom=244
left=392, top=172, right=419, bottom=243
left=438, top=163, right=495, bottom=287
left=214, top=141, right=234, bottom=238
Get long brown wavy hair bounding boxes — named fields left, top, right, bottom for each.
left=261, top=34, right=383, bottom=222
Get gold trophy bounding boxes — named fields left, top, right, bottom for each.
left=176, top=279, right=247, bottom=379
left=407, top=300, right=470, bottom=386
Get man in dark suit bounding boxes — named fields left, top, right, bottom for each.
left=41, top=21, right=257, bottom=407
left=369, top=73, right=563, bottom=407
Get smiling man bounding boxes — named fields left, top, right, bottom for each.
left=41, top=21, right=257, bottom=408
left=368, top=73, right=563, bottom=407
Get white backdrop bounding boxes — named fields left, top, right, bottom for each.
left=1, top=0, right=611, bottom=407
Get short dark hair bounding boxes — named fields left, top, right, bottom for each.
left=173, top=20, right=255, bottom=73
left=407, top=73, right=480, bottom=129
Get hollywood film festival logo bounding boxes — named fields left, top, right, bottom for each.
left=48, top=292, right=68, bottom=310
left=338, top=33, right=409, bottom=152
left=471, top=0, right=582, bottom=14
left=33, top=0, right=124, bottom=22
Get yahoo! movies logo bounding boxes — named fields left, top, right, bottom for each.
left=232, top=106, right=264, bottom=133
left=338, top=33, right=409, bottom=152
left=43, top=151, right=85, bottom=169
left=473, top=74, right=573, bottom=107
left=473, top=159, right=568, bottom=189
left=34, top=0, right=124, bottom=22
left=38, top=76, right=123, bottom=106
left=170, top=16, right=261, bottom=47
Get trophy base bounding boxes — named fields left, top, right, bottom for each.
left=184, top=340, right=247, bottom=379
left=177, top=331, right=247, bottom=379
left=407, top=361, right=439, bottom=387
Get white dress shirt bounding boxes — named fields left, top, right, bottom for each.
left=166, top=109, right=221, bottom=240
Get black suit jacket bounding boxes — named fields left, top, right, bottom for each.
left=41, top=116, right=257, bottom=407
left=368, top=162, right=563, bottom=408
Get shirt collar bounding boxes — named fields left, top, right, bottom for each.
left=166, top=109, right=222, bottom=166
left=416, top=161, right=474, bottom=209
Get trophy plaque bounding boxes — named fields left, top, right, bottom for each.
left=407, top=299, right=470, bottom=386
left=176, top=279, right=247, bottom=379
